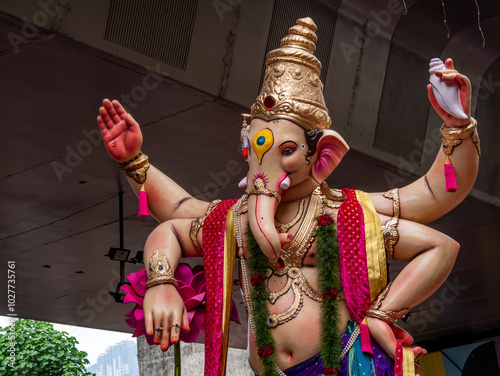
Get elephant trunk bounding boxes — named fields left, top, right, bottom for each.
left=247, top=193, right=282, bottom=260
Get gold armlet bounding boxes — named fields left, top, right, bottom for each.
left=206, top=199, right=222, bottom=216
left=245, top=178, right=281, bottom=203
left=146, top=251, right=177, bottom=289
left=381, top=188, right=400, bottom=260
left=441, top=118, right=480, bottom=156
left=365, top=282, right=409, bottom=324
left=189, top=199, right=222, bottom=254
left=119, top=152, right=150, bottom=184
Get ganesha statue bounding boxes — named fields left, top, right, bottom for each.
left=97, top=17, right=480, bottom=376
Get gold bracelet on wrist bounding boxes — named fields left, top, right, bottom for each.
left=441, top=118, right=480, bottom=156
left=119, top=152, right=150, bottom=184
left=440, top=118, right=480, bottom=192
left=364, top=282, right=409, bottom=325
left=146, top=251, right=178, bottom=289
left=365, top=308, right=409, bottom=325
left=119, top=152, right=143, bottom=166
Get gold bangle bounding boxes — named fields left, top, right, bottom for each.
left=365, top=308, right=409, bottom=325
left=119, top=152, right=143, bottom=166
left=119, top=152, right=150, bottom=184
left=146, top=251, right=177, bottom=289
left=364, top=282, right=409, bottom=324
left=441, top=118, right=479, bottom=156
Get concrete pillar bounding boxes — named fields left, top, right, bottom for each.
left=137, top=336, right=254, bottom=375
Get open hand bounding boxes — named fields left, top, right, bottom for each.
left=97, top=99, right=143, bottom=162
left=143, top=284, right=190, bottom=351
left=427, top=58, right=471, bottom=127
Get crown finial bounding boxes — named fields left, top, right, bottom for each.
left=250, top=17, right=331, bottom=130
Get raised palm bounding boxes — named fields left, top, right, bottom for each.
left=97, top=99, right=143, bottom=162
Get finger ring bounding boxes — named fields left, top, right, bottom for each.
left=170, top=323, right=180, bottom=333
left=155, top=327, right=163, bottom=334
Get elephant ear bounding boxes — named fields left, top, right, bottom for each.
left=312, top=130, right=349, bottom=183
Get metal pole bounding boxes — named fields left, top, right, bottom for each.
left=174, top=342, right=181, bottom=376
left=119, top=191, right=124, bottom=249
left=119, top=191, right=125, bottom=283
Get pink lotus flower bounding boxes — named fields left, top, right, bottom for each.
left=121, top=263, right=240, bottom=345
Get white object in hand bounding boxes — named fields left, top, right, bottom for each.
left=429, top=58, right=468, bottom=119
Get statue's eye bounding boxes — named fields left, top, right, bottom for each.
left=282, top=147, right=296, bottom=156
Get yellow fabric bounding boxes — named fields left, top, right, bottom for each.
left=402, top=346, right=415, bottom=376
left=418, top=352, right=446, bottom=376
left=221, top=205, right=237, bottom=376
left=355, top=190, right=387, bottom=302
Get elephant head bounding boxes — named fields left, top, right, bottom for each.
left=243, top=118, right=349, bottom=259
left=240, top=17, right=349, bottom=258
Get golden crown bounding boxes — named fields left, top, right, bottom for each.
left=250, top=17, right=331, bottom=130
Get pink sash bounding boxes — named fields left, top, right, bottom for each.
left=202, top=199, right=238, bottom=376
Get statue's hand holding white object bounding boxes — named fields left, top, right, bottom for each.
left=427, top=58, right=471, bottom=127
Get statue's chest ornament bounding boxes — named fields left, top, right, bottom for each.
left=269, top=189, right=323, bottom=276
left=236, top=185, right=345, bottom=328
left=266, top=189, right=327, bottom=326
left=270, top=184, right=344, bottom=275
left=266, top=267, right=323, bottom=327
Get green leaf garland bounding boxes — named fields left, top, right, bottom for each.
left=246, top=226, right=278, bottom=376
left=245, top=213, right=341, bottom=375
left=316, top=215, right=341, bottom=372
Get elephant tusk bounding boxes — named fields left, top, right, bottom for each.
left=238, top=176, right=248, bottom=188
left=280, top=176, right=291, bottom=190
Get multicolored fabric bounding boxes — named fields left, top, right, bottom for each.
left=205, top=189, right=389, bottom=375
left=275, top=322, right=395, bottom=375
left=202, top=198, right=238, bottom=376
left=283, top=353, right=324, bottom=375
left=341, top=322, right=395, bottom=376
left=337, top=189, right=387, bottom=323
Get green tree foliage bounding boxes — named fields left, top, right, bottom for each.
left=0, top=318, right=95, bottom=376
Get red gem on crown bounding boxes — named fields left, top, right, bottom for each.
left=264, top=95, right=276, bottom=109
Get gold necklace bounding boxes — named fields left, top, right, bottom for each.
left=265, top=188, right=325, bottom=327
left=269, top=188, right=323, bottom=275
left=274, top=199, right=305, bottom=233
